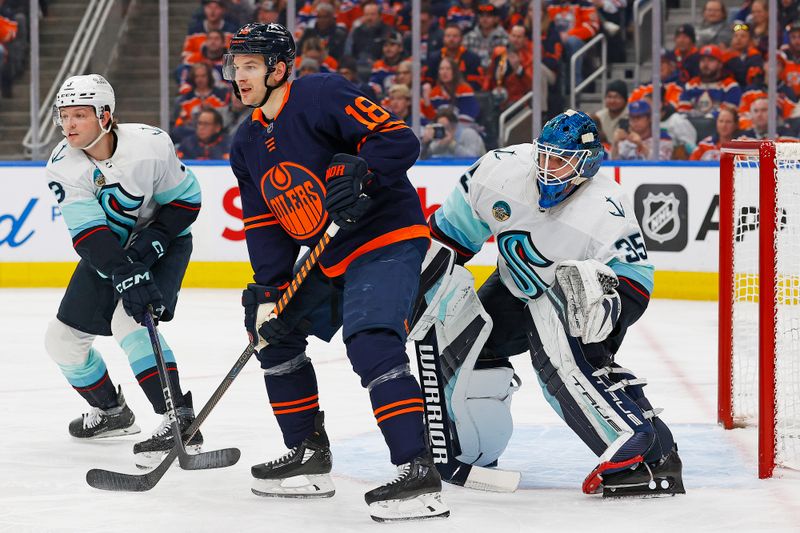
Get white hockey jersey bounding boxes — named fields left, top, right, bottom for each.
left=432, top=144, right=654, bottom=301
left=45, top=124, right=201, bottom=248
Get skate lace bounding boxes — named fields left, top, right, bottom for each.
left=385, top=463, right=412, bottom=486
left=149, top=413, right=172, bottom=438
left=265, top=446, right=299, bottom=466
left=82, top=407, right=104, bottom=429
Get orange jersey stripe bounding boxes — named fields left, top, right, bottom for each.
left=243, top=213, right=276, bottom=223
left=270, top=394, right=319, bottom=408
left=373, top=397, right=424, bottom=416
left=319, top=225, right=430, bottom=278
left=273, top=402, right=320, bottom=415
left=376, top=406, right=424, bottom=425
left=244, top=220, right=281, bottom=231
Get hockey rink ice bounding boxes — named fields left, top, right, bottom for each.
left=1, top=289, right=799, bottom=532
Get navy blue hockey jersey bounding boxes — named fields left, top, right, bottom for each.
left=230, top=73, right=428, bottom=286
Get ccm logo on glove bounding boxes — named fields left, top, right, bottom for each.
left=115, top=271, right=152, bottom=293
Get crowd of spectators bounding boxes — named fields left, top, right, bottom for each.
left=168, top=0, right=800, bottom=161
left=0, top=0, right=40, bottom=103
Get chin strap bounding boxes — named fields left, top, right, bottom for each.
left=235, top=68, right=290, bottom=110
left=79, top=116, right=114, bottom=151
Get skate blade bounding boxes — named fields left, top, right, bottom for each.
left=368, top=491, right=450, bottom=523
left=603, top=477, right=686, bottom=498
left=134, top=444, right=202, bottom=470
left=251, top=474, right=335, bottom=499
left=71, top=424, right=141, bottom=440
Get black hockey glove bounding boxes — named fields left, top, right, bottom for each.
left=324, top=153, right=375, bottom=230
left=242, top=284, right=311, bottom=349
left=126, top=228, right=168, bottom=268
left=112, top=262, right=163, bottom=324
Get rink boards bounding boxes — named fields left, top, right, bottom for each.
left=0, top=160, right=721, bottom=299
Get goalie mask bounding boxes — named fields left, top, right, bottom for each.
left=222, top=22, right=296, bottom=108
left=52, top=74, right=115, bottom=150
left=533, top=109, right=603, bottom=209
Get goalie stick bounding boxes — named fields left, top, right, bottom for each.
left=86, top=224, right=340, bottom=492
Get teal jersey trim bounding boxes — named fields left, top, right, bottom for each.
left=61, top=199, right=107, bottom=237
left=154, top=169, right=202, bottom=205
left=608, top=259, right=654, bottom=294
left=434, top=190, right=491, bottom=253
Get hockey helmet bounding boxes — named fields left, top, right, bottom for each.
left=52, top=74, right=115, bottom=127
left=222, top=23, right=296, bottom=103
left=533, top=109, right=603, bottom=209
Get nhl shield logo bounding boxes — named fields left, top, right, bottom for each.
left=492, top=201, right=511, bottom=221
left=642, top=192, right=680, bottom=243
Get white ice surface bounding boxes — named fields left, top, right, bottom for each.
left=1, top=290, right=799, bottom=532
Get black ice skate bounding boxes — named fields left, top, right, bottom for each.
left=68, top=385, right=140, bottom=439
left=365, top=451, right=450, bottom=523
left=251, top=411, right=335, bottom=498
left=133, top=391, right=203, bottom=469
left=600, top=445, right=686, bottom=498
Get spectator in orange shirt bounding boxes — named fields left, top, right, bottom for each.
left=484, top=25, right=534, bottom=112
left=547, top=0, right=600, bottom=87
left=182, top=0, right=238, bottom=65
left=422, top=56, right=480, bottom=122
left=672, top=24, right=700, bottom=83
left=426, top=23, right=484, bottom=90
left=690, top=107, right=740, bottom=160
left=296, top=36, right=338, bottom=74
left=177, top=29, right=228, bottom=95
left=171, top=62, right=231, bottom=144
left=678, top=45, right=742, bottom=117
left=739, top=96, right=798, bottom=139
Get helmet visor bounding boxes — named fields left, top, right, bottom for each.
left=222, top=54, right=237, bottom=81
left=533, top=140, right=591, bottom=186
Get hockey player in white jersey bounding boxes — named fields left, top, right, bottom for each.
left=44, top=74, right=203, bottom=467
left=413, top=110, right=684, bottom=497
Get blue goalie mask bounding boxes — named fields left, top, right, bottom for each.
left=533, top=109, right=603, bottom=209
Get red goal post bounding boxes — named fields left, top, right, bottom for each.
left=718, top=140, right=800, bottom=479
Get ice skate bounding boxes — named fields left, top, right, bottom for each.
left=365, top=451, right=450, bottom=523
left=251, top=411, right=335, bottom=498
left=68, top=385, right=140, bottom=439
left=599, top=446, right=685, bottom=498
left=133, top=391, right=202, bottom=469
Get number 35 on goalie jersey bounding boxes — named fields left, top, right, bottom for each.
left=428, top=145, right=655, bottom=302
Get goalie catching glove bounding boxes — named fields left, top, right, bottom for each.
left=555, top=259, right=621, bottom=344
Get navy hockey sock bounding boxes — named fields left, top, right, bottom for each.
left=264, top=359, right=321, bottom=448
left=135, top=362, right=185, bottom=414
left=74, top=370, right=119, bottom=410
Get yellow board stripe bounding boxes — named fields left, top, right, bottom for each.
left=0, top=262, right=723, bottom=300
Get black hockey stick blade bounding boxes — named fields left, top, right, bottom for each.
left=87, top=445, right=179, bottom=492
left=143, top=310, right=241, bottom=471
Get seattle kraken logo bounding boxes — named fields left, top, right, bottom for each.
left=497, top=231, right=552, bottom=299
left=97, top=184, right=144, bottom=244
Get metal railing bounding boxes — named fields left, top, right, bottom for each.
left=498, top=91, right=533, bottom=147
left=22, top=0, right=119, bottom=155
left=569, top=33, right=606, bottom=110
left=633, top=0, right=652, bottom=84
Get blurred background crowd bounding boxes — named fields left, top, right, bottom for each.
left=3, top=0, right=800, bottom=161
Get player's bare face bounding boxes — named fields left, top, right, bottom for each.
left=59, top=106, right=102, bottom=148
left=233, top=55, right=268, bottom=105
left=539, top=152, right=578, bottom=181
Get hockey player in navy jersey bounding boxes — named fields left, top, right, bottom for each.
left=412, top=110, right=685, bottom=498
left=44, top=74, right=203, bottom=468
left=224, top=23, right=448, bottom=522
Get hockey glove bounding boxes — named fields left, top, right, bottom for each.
left=112, top=262, right=164, bottom=324
left=324, top=153, right=374, bottom=229
left=242, top=284, right=312, bottom=350
left=555, top=259, right=621, bottom=344
left=126, top=227, right=168, bottom=268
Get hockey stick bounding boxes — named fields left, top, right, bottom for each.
left=86, top=223, right=340, bottom=492
left=142, top=308, right=240, bottom=470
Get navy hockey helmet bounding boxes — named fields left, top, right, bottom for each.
left=222, top=23, right=297, bottom=108
left=533, top=109, right=603, bottom=209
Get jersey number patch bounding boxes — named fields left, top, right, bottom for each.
left=497, top=230, right=553, bottom=299
left=97, top=184, right=144, bottom=245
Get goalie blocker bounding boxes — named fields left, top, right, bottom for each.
left=411, top=240, right=684, bottom=497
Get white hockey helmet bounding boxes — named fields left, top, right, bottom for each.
left=52, top=74, right=115, bottom=127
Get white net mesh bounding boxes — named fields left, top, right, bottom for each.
left=731, top=145, right=800, bottom=471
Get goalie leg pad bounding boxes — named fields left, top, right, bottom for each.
left=525, top=295, right=655, bottom=461
left=449, top=359, right=521, bottom=466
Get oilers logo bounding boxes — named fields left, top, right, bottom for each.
left=97, top=183, right=144, bottom=244
left=497, top=230, right=552, bottom=299
left=260, top=162, right=327, bottom=240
